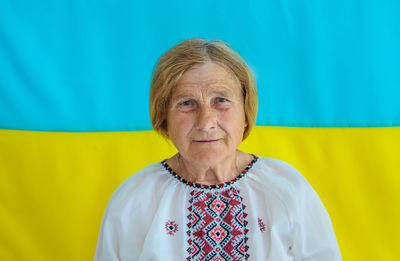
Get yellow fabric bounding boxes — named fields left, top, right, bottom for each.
left=0, top=127, right=399, bottom=260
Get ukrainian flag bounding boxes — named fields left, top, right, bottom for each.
left=0, top=1, right=399, bottom=260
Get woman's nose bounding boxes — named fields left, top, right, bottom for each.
left=195, top=106, right=217, bottom=131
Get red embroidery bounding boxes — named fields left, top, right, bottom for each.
left=160, top=155, right=258, bottom=260
left=258, top=218, right=266, bottom=232
left=186, top=188, right=250, bottom=260
left=165, top=220, right=179, bottom=236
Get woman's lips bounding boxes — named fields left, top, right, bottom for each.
left=193, top=139, right=220, bottom=143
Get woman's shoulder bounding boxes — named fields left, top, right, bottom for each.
left=105, top=162, right=167, bottom=212
left=250, top=156, right=327, bottom=220
left=248, top=155, right=316, bottom=201
left=252, top=156, right=306, bottom=184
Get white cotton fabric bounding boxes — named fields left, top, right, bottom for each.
left=94, top=156, right=342, bottom=260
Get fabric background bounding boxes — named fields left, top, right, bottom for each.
left=0, top=1, right=399, bottom=260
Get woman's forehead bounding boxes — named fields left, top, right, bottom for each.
left=172, top=85, right=235, bottom=99
left=172, top=62, right=241, bottom=96
left=172, top=79, right=242, bottom=98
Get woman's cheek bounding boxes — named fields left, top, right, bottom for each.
left=177, top=115, right=194, bottom=133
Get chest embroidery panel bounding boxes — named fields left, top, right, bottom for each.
left=186, top=187, right=250, bottom=261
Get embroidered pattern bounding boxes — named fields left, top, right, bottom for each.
left=258, top=218, right=266, bottom=232
left=165, top=220, right=179, bottom=236
left=186, top=188, right=250, bottom=260
left=161, top=155, right=258, bottom=260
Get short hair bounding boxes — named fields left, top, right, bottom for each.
left=149, top=38, right=258, bottom=140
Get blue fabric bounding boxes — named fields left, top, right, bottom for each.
left=1, top=0, right=399, bottom=131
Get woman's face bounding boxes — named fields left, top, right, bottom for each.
left=167, top=62, right=247, bottom=165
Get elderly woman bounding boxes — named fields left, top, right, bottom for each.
left=95, top=38, right=341, bottom=260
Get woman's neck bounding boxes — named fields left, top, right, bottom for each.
left=168, top=150, right=252, bottom=185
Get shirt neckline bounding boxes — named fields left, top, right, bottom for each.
left=161, top=154, right=259, bottom=190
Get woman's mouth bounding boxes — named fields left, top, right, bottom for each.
left=193, top=139, right=220, bottom=143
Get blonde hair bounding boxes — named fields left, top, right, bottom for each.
left=149, top=38, right=258, bottom=140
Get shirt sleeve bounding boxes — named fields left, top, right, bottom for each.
left=94, top=201, right=123, bottom=261
left=93, top=166, right=161, bottom=261
left=291, top=177, right=342, bottom=261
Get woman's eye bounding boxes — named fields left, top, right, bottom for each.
left=177, top=100, right=196, bottom=111
left=181, top=100, right=192, bottom=106
left=216, top=97, right=228, bottom=103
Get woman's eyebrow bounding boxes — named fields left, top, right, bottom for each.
left=171, top=93, right=194, bottom=101
left=211, top=90, right=231, bottom=97
left=172, top=85, right=236, bottom=100
left=171, top=86, right=196, bottom=98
